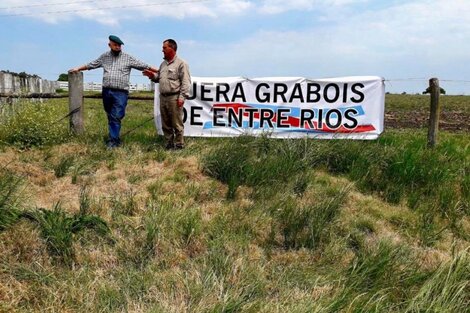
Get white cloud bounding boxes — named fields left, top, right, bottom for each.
left=0, top=0, right=253, bottom=24
left=0, top=0, right=367, bottom=24
left=181, top=0, right=470, bottom=93
left=257, top=0, right=368, bottom=14
left=3, top=0, right=470, bottom=93
left=216, top=0, right=252, bottom=14
left=258, top=0, right=315, bottom=14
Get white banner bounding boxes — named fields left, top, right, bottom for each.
left=154, top=76, right=385, bottom=139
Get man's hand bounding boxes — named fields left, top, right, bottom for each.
left=177, top=98, right=185, bottom=108
left=143, top=69, right=158, bottom=79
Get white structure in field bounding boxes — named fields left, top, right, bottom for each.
left=0, top=71, right=59, bottom=94
left=57, top=81, right=154, bottom=92
left=58, top=81, right=69, bottom=91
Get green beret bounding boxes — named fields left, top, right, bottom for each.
left=109, top=35, right=124, bottom=45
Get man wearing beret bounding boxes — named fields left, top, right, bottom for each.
left=143, top=39, right=191, bottom=150
left=69, top=35, right=159, bottom=148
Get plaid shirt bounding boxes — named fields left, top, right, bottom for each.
left=86, top=51, right=150, bottom=91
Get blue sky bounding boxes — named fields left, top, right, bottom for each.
left=1, top=0, right=469, bottom=94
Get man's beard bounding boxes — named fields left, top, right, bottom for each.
left=111, top=49, right=121, bottom=56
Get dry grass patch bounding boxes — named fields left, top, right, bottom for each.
left=1, top=140, right=468, bottom=312
left=0, top=275, right=31, bottom=311
left=0, top=220, right=50, bottom=266
left=1, top=143, right=223, bottom=219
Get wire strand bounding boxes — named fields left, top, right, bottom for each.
left=0, top=0, right=114, bottom=10
left=0, top=0, right=211, bottom=17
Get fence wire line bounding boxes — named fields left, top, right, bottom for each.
left=53, top=106, right=81, bottom=125
left=384, top=78, right=427, bottom=82
left=2, top=71, right=469, bottom=83
left=385, top=78, right=470, bottom=83
left=4, top=74, right=470, bottom=83
left=0, top=0, right=115, bottom=10
left=121, top=116, right=155, bottom=138
left=2, top=78, right=470, bottom=94
left=52, top=105, right=154, bottom=138
left=1, top=73, right=155, bottom=78
left=0, top=0, right=212, bottom=17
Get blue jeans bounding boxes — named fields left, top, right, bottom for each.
left=102, top=88, right=129, bottom=143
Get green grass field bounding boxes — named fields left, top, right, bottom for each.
left=0, top=95, right=468, bottom=312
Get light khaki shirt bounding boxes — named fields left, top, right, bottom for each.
left=154, top=56, right=191, bottom=100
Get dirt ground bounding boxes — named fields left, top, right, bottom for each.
left=385, top=110, right=469, bottom=131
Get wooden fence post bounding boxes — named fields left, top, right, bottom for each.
left=427, top=78, right=440, bottom=148
left=68, top=72, right=84, bottom=134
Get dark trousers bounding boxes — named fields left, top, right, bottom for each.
left=102, top=88, right=129, bottom=143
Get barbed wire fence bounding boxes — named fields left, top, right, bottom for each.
left=2, top=76, right=470, bottom=98
left=0, top=74, right=467, bottom=149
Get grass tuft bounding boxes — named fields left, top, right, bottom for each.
left=53, top=155, right=75, bottom=178
left=0, top=167, right=23, bottom=231
left=405, top=249, right=470, bottom=313
left=271, top=186, right=349, bottom=250
left=21, top=202, right=110, bottom=266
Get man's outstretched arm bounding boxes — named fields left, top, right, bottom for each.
left=68, top=65, right=88, bottom=73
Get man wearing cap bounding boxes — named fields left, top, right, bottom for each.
left=143, top=39, right=191, bottom=150
left=69, top=35, right=159, bottom=148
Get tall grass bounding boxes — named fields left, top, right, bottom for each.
left=202, top=136, right=308, bottom=199
left=0, top=100, right=71, bottom=148
left=21, top=202, right=110, bottom=266
left=201, top=133, right=468, bottom=254
left=205, top=133, right=466, bottom=203
left=177, top=207, right=202, bottom=246
left=1, top=96, right=469, bottom=312
left=270, top=186, right=349, bottom=250
left=0, top=167, right=23, bottom=231
left=327, top=240, right=430, bottom=312
left=203, top=133, right=468, bottom=241
left=110, top=189, right=139, bottom=217
left=310, top=133, right=468, bottom=217
left=202, top=136, right=252, bottom=199
left=141, top=202, right=161, bottom=262
left=405, top=249, right=470, bottom=312
left=53, top=155, right=76, bottom=178
left=115, top=200, right=164, bottom=267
